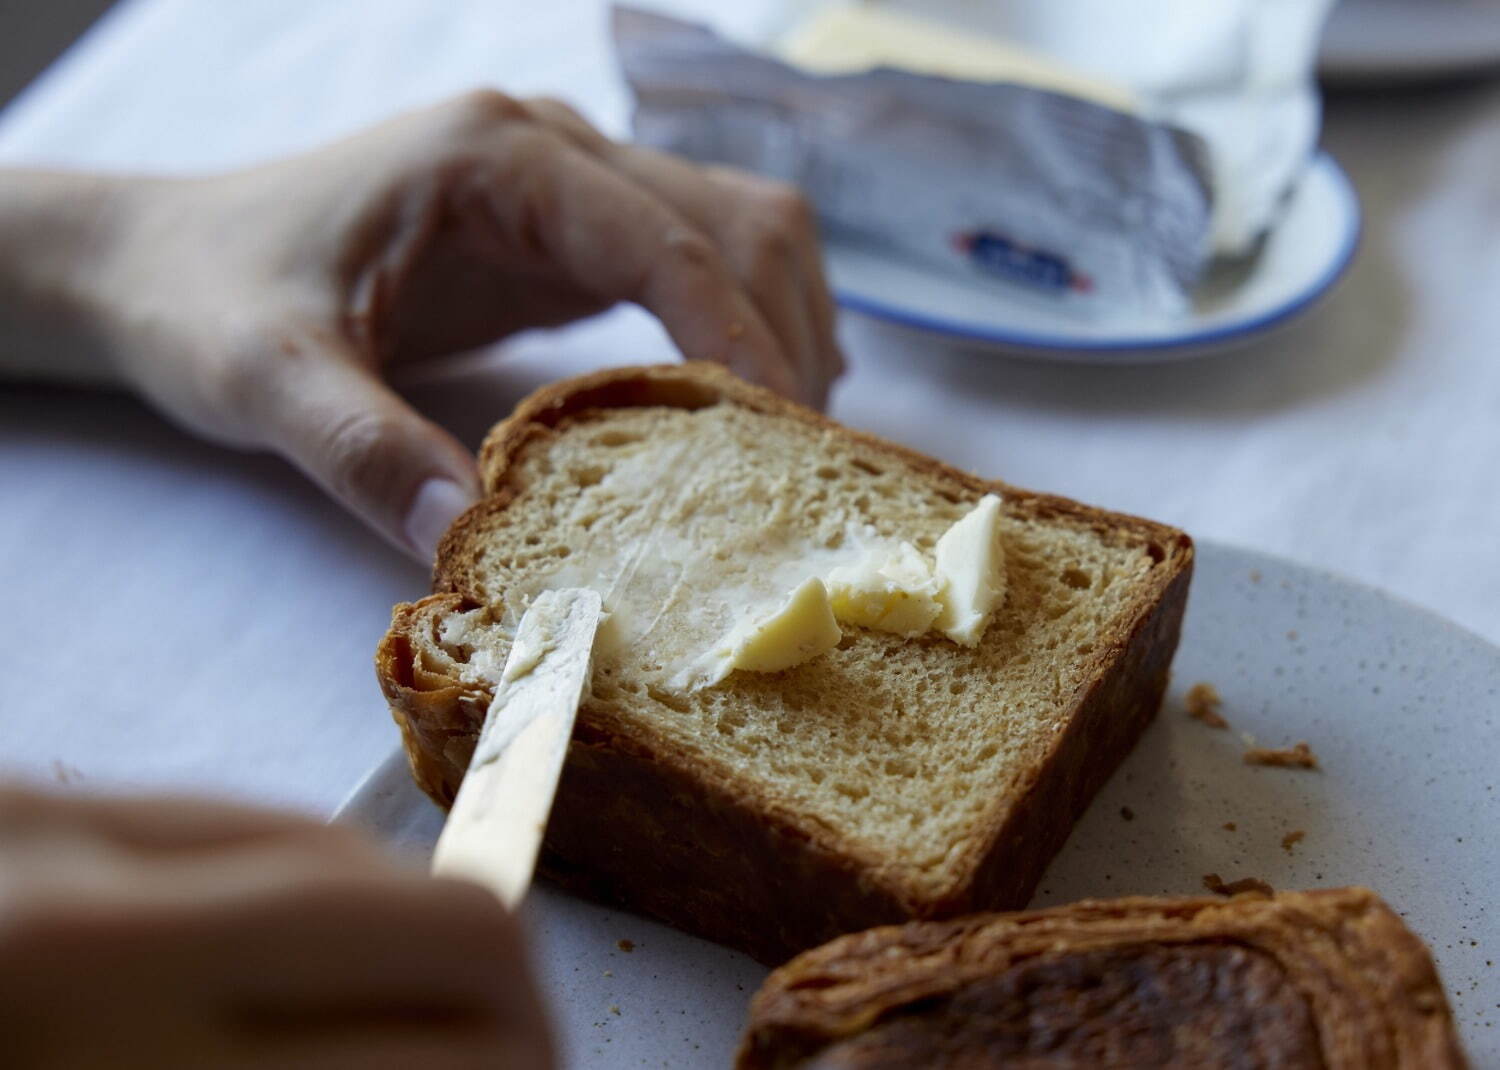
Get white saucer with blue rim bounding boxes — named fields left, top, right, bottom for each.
left=825, top=151, right=1360, bottom=362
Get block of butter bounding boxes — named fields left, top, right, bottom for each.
left=933, top=493, right=1008, bottom=646
left=827, top=541, right=943, bottom=637
left=689, top=494, right=1010, bottom=687
left=615, top=5, right=1214, bottom=315
left=778, top=4, right=1138, bottom=114
left=826, top=494, right=1008, bottom=647
left=687, top=577, right=844, bottom=689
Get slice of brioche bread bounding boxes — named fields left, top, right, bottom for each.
left=738, top=887, right=1466, bottom=1069
left=376, top=363, right=1192, bottom=963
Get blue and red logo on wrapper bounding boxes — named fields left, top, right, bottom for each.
left=951, top=230, right=1094, bottom=295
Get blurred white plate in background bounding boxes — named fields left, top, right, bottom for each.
left=826, top=152, right=1359, bottom=362
left=1321, top=0, right=1500, bottom=84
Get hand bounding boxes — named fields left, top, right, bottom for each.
left=28, top=91, right=843, bottom=560
left=0, top=784, right=553, bottom=1070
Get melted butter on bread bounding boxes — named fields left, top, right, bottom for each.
left=478, top=417, right=1009, bottom=692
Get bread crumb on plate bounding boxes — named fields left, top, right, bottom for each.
left=1204, top=873, right=1274, bottom=897
left=1244, top=741, right=1320, bottom=769
left=616, top=939, right=635, bottom=953
left=1185, top=682, right=1228, bottom=728
left=1282, top=829, right=1307, bottom=852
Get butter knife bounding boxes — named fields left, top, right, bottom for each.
left=430, top=587, right=602, bottom=908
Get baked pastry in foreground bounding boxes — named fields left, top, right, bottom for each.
left=737, top=887, right=1466, bottom=1069
left=376, top=363, right=1193, bottom=964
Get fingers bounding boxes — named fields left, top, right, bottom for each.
left=219, top=877, right=528, bottom=1010
left=212, top=875, right=554, bottom=1067
left=0, top=786, right=381, bottom=857
left=708, top=166, right=846, bottom=401
left=584, top=146, right=829, bottom=407
left=230, top=1029, right=550, bottom=1070
left=525, top=98, right=844, bottom=408
left=445, top=108, right=802, bottom=402
left=0, top=796, right=399, bottom=922
left=0, top=785, right=555, bottom=1070
left=700, top=167, right=844, bottom=410
left=230, top=331, right=480, bottom=561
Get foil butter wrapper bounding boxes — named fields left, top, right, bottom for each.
left=614, top=6, right=1215, bottom=316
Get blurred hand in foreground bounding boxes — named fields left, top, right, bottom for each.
left=0, top=783, right=553, bottom=1070
left=0, top=90, right=843, bottom=559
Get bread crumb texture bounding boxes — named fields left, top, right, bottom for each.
left=1185, top=681, right=1227, bottom=728
left=1245, top=741, right=1320, bottom=769
left=431, top=402, right=1161, bottom=888
left=1204, top=873, right=1275, bottom=898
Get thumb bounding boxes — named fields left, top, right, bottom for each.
left=253, top=344, right=480, bottom=562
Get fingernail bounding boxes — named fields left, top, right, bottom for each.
left=403, top=477, right=476, bottom=561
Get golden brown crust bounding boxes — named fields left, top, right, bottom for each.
left=944, top=550, right=1189, bottom=918
left=377, top=362, right=1195, bottom=963
left=737, top=888, right=1466, bottom=1070
left=376, top=594, right=492, bottom=801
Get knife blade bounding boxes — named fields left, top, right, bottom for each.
left=430, top=587, right=602, bottom=908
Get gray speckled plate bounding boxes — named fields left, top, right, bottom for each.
left=336, top=540, right=1500, bottom=1066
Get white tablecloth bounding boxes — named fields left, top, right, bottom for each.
left=2, top=0, right=1498, bottom=814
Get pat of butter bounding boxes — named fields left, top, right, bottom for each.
left=778, top=5, right=1138, bottom=115
left=826, top=541, right=942, bottom=637
left=934, top=494, right=1008, bottom=646
left=725, top=576, right=843, bottom=675
left=691, top=577, right=843, bottom=688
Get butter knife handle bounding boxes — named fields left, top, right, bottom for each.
left=430, top=588, right=601, bottom=907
